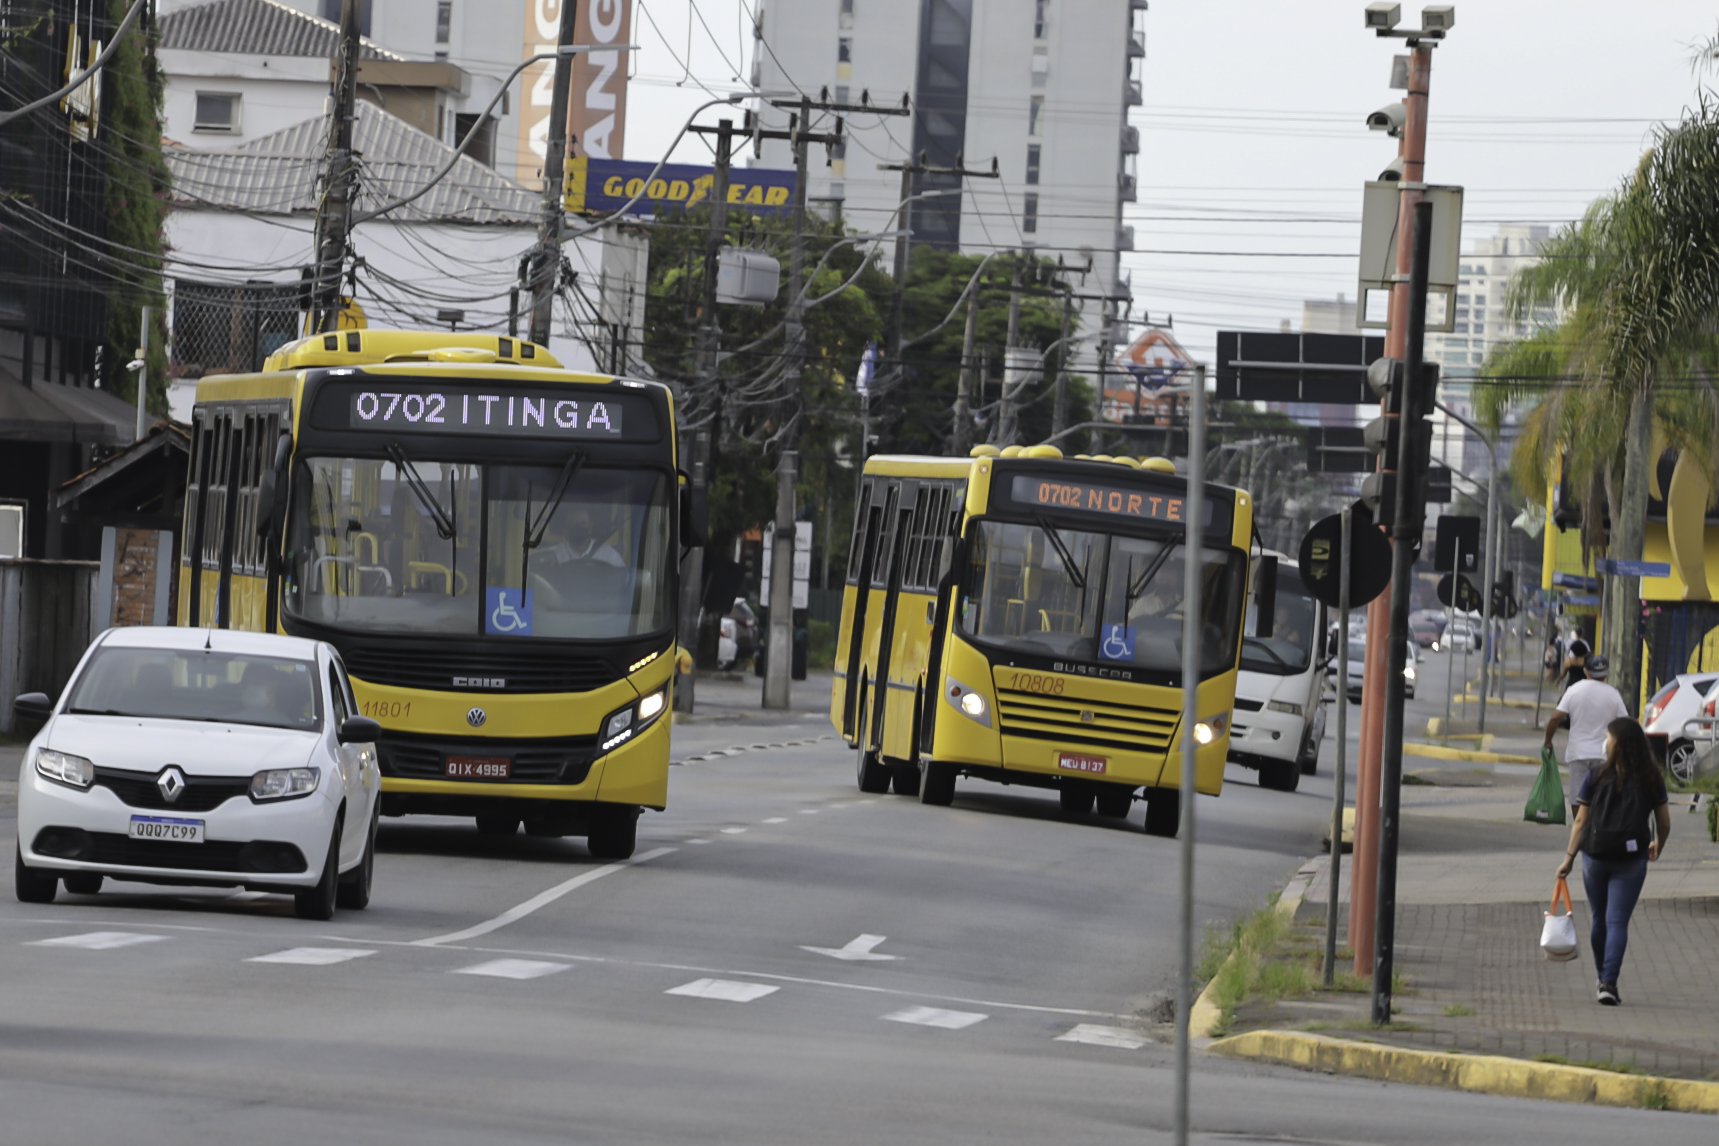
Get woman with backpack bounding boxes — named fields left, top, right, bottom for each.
left=1554, top=717, right=1672, bottom=1006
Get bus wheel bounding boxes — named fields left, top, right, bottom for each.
left=586, top=804, right=639, bottom=860
left=855, top=687, right=891, bottom=794
left=475, top=814, right=520, bottom=836
left=1094, top=784, right=1134, bottom=818
left=890, top=760, right=921, bottom=797
left=920, top=761, right=956, bottom=806
left=1143, top=788, right=1180, bottom=838
left=1059, top=783, right=1095, bottom=815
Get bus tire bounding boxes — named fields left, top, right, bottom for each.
left=920, top=761, right=956, bottom=806
left=855, top=684, right=891, bottom=794
left=1260, top=759, right=1301, bottom=793
left=1143, top=788, right=1180, bottom=838
left=1059, top=783, right=1095, bottom=815
left=1094, top=784, right=1134, bottom=818
left=586, top=804, right=639, bottom=860
left=890, top=760, right=920, bottom=798
left=475, top=813, right=521, bottom=835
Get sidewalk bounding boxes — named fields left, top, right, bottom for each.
left=667, top=669, right=838, bottom=762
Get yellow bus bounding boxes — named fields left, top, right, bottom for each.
left=833, top=445, right=1253, bottom=837
left=177, top=330, right=683, bottom=858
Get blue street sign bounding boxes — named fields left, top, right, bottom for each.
left=486, top=587, right=534, bottom=636
left=1594, top=558, right=1671, bottom=578
left=1100, top=624, right=1137, bottom=661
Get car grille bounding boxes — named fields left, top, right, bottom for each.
left=341, top=647, right=620, bottom=694
left=377, top=733, right=598, bottom=785
left=995, top=688, right=1180, bottom=753
left=92, top=768, right=253, bottom=812
left=81, top=833, right=305, bottom=873
left=1233, top=697, right=1264, bottom=712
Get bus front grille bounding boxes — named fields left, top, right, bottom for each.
left=343, top=648, right=620, bottom=694
left=995, top=688, right=1179, bottom=753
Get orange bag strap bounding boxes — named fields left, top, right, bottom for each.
left=1549, top=876, right=1573, bottom=916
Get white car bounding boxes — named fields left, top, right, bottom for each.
left=1647, top=672, right=1719, bottom=784
left=13, top=627, right=382, bottom=920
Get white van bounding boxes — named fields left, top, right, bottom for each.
left=1228, top=554, right=1328, bottom=793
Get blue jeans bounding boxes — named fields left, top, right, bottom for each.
left=1582, top=854, right=1648, bottom=984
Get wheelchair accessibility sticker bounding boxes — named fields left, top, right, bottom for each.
left=1099, top=624, right=1136, bottom=661
left=486, top=588, right=534, bottom=635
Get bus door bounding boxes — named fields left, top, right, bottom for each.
left=841, top=481, right=887, bottom=740
left=867, top=484, right=918, bottom=758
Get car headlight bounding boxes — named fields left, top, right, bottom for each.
left=601, top=687, right=669, bottom=753
left=1404, top=664, right=1417, bottom=681
left=251, top=767, right=320, bottom=801
left=943, top=676, right=992, bottom=727
left=1266, top=700, right=1303, bottom=717
left=1193, top=711, right=1231, bottom=745
left=36, top=749, right=94, bottom=789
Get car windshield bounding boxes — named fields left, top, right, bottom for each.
left=1241, top=578, right=1317, bottom=676
left=66, top=648, right=320, bottom=731
left=287, top=457, right=674, bottom=639
left=1347, top=641, right=1367, bottom=665
left=956, top=519, right=1245, bottom=678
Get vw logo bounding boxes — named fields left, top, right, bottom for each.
left=466, top=707, right=487, bottom=728
left=157, top=766, right=186, bottom=804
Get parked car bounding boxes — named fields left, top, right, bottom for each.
left=13, top=627, right=381, bottom=920
left=1648, top=673, right=1719, bottom=784
left=1344, top=639, right=1417, bottom=701
left=717, top=598, right=759, bottom=671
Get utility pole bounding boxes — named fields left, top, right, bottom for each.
left=527, top=0, right=580, bottom=347
left=952, top=276, right=982, bottom=457
left=1052, top=289, right=1074, bottom=439
left=672, top=117, right=736, bottom=716
left=309, top=0, right=361, bottom=334
left=989, top=251, right=1026, bottom=447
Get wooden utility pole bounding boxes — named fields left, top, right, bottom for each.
left=309, top=0, right=362, bottom=334
left=952, top=278, right=981, bottom=457
left=527, top=0, right=580, bottom=347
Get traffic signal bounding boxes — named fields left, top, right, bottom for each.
left=1360, top=357, right=1440, bottom=528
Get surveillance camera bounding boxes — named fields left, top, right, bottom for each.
left=1364, top=2, right=1402, bottom=30
left=1367, top=102, right=1406, bottom=136
left=125, top=358, right=146, bottom=372
left=1378, top=155, right=1405, bottom=181
left=1421, top=5, right=1455, bottom=31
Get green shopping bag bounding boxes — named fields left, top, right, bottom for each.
left=1524, top=746, right=1567, bottom=825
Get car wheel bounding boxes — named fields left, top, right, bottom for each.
left=1060, top=782, right=1095, bottom=816
left=1143, top=787, right=1180, bottom=838
left=15, top=848, right=56, bottom=904
left=336, top=803, right=378, bottom=911
left=586, top=803, right=639, bottom=860
left=294, top=824, right=340, bottom=921
left=1094, top=784, right=1134, bottom=818
left=62, top=873, right=103, bottom=896
left=475, top=813, right=520, bottom=835
left=1298, top=733, right=1319, bottom=776
left=1260, top=759, right=1301, bottom=793
left=1668, top=739, right=1699, bottom=786
left=919, top=761, right=956, bottom=806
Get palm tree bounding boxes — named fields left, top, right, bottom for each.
left=1481, top=101, right=1719, bottom=712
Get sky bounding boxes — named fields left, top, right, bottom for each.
left=621, top=0, right=1719, bottom=365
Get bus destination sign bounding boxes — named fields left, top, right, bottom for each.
left=1010, top=475, right=1187, bottom=524
left=333, top=384, right=648, bottom=441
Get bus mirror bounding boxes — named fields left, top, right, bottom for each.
left=255, top=432, right=292, bottom=539
left=1254, top=555, right=1277, bottom=638
left=680, top=483, right=707, bottom=546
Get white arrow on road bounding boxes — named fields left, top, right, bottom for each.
left=800, top=934, right=899, bottom=961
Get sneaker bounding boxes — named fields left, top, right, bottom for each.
left=1597, top=982, right=1620, bottom=1006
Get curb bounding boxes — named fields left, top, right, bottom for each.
left=1208, top=1030, right=1719, bottom=1115
left=1189, top=858, right=1321, bottom=1039
left=1404, top=741, right=1538, bottom=765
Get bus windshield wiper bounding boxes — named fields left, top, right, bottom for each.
left=387, top=441, right=457, bottom=540
left=526, top=451, right=586, bottom=552
left=1035, top=516, right=1086, bottom=591
left=1125, top=539, right=1179, bottom=612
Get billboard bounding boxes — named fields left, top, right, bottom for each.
left=564, top=156, right=797, bottom=216
left=516, top=0, right=632, bottom=188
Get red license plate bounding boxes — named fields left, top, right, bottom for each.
left=1058, top=752, right=1107, bottom=775
left=445, top=756, right=511, bottom=779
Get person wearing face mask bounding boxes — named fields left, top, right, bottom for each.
left=1554, top=718, right=1672, bottom=1006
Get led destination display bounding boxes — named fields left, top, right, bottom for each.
left=1003, top=471, right=1230, bottom=533
left=314, top=383, right=656, bottom=441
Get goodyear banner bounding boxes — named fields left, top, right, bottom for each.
left=564, top=155, right=796, bottom=217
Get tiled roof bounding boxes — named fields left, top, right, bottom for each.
left=165, top=102, right=539, bottom=225
left=160, top=0, right=404, bottom=61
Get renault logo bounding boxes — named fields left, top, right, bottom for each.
left=157, top=766, right=186, bottom=804
left=466, top=707, right=487, bottom=728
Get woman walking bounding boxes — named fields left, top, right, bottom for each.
left=1554, top=717, right=1672, bottom=1005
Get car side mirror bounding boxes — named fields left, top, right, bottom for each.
left=337, top=715, right=382, bottom=744
left=12, top=691, right=52, bottom=723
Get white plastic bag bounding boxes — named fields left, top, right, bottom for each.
left=1540, top=877, right=1579, bottom=961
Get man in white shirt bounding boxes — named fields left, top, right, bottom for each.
left=1542, top=654, right=1629, bottom=812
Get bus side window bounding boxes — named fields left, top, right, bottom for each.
left=847, top=480, right=873, bottom=585
left=872, top=482, right=901, bottom=589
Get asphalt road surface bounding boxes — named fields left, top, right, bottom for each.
left=0, top=679, right=1707, bottom=1144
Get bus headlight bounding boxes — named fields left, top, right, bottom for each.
left=1193, top=712, right=1230, bottom=745
left=1266, top=700, right=1303, bottom=717
left=600, top=688, right=669, bottom=753
left=943, top=676, right=992, bottom=727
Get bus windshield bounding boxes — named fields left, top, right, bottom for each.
left=957, top=519, right=1245, bottom=677
left=287, top=456, right=673, bottom=639
left=1241, top=580, right=1318, bottom=676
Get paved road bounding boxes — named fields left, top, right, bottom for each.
left=1, top=677, right=1708, bottom=1143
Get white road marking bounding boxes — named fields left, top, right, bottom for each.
left=687, top=838, right=711, bottom=844
left=762, top=817, right=788, bottom=824
left=247, top=947, right=377, bottom=966
left=411, top=847, right=676, bottom=947
left=720, top=827, right=747, bottom=835
left=666, top=978, right=779, bottom=1003
left=798, top=809, right=819, bottom=815
left=29, top=931, right=167, bottom=950
left=1056, top=1024, right=1149, bottom=1050
left=455, top=958, right=570, bottom=980
left=801, top=933, right=899, bottom=962
left=882, top=1005, right=987, bottom=1030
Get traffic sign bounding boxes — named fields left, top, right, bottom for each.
left=1306, top=426, right=1372, bottom=473
left=1215, top=331, right=1386, bottom=404
left=1437, top=573, right=1482, bottom=612
left=1297, top=503, right=1392, bottom=610
left=1434, top=515, right=1480, bottom=574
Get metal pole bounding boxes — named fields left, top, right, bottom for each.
left=1325, top=505, right=1351, bottom=986
left=675, top=427, right=709, bottom=714
left=1443, top=538, right=1457, bottom=741
left=528, top=0, right=580, bottom=346
left=952, top=278, right=980, bottom=456
left=134, top=305, right=150, bottom=441
left=1172, top=363, right=1206, bottom=1146
left=1478, top=434, right=1499, bottom=731
left=1052, top=291, right=1073, bottom=438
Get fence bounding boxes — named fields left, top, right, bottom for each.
left=0, top=559, right=97, bottom=734
left=171, top=279, right=302, bottom=378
